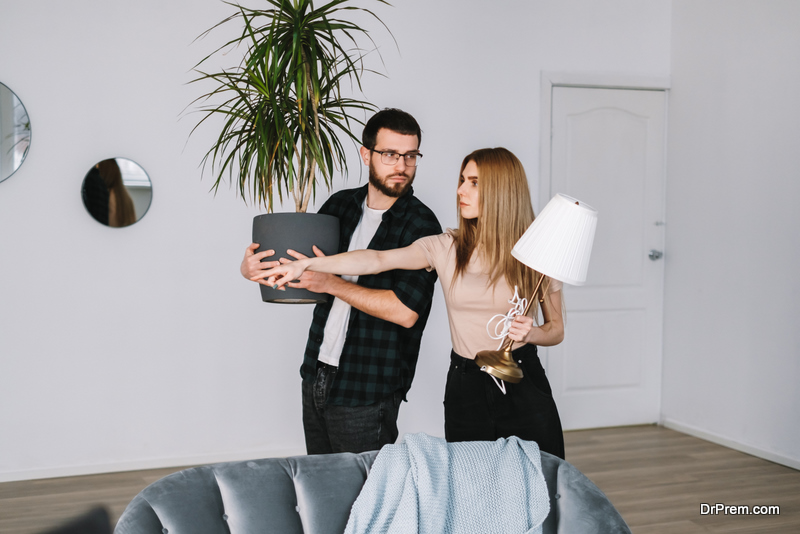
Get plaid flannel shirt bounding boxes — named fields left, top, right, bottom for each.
left=301, top=185, right=442, bottom=406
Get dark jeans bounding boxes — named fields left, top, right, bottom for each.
left=302, top=362, right=402, bottom=455
left=444, top=345, right=566, bottom=459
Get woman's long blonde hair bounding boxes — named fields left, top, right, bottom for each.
left=451, top=147, right=545, bottom=301
left=97, top=159, right=137, bottom=228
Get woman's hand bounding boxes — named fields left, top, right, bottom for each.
left=254, top=252, right=310, bottom=289
left=507, top=314, right=535, bottom=344
left=507, top=290, right=565, bottom=347
left=283, top=247, right=339, bottom=294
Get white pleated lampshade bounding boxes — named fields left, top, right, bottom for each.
left=511, top=194, right=598, bottom=286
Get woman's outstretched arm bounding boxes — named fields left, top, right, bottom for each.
left=254, top=242, right=431, bottom=289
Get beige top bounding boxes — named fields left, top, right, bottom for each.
left=413, top=232, right=562, bottom=360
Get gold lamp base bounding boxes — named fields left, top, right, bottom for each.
left=475, top=348, right=523, bottom=383
left=474, top=274, right=549, bottom=385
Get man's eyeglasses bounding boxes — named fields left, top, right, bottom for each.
left=370, top=149, right=423, bottom=167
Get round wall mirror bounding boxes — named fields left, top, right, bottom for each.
left=81, top=158, right=153, bottom=228
left=0, top=81, right=31, bottom=183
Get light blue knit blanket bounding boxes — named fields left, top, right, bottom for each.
left=344, top=433, right=550, bottom=534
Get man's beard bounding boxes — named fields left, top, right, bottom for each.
left=368, top=162, right=415, bottom=198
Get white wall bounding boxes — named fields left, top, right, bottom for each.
left=0, top=0, right=671, bottom=481
left=662, top=0, right=800, bottom=467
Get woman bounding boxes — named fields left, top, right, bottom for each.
left=260, top=148, right=566, bottom=458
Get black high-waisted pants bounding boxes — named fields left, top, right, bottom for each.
left=444, top=344, right=565, bottom=459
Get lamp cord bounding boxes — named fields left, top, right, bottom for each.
left=486, top=286, right=528, bottom=350
left=483, top=287, right=528, bottom=396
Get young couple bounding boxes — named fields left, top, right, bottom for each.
left=241, top=109, right=565, bottom=459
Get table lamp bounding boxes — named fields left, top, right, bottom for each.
left=475, top=193, right=598, bottom=383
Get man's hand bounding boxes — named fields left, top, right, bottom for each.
left=241, top=243, right=283, bottom=286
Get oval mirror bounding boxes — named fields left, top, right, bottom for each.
left=0, top=82, right=31, bottom=183
left=81, top=158, right=153, bottom=227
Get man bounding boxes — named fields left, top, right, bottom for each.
left=241, top=108, right=442, bottom=454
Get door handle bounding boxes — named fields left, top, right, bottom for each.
left=648, top=249, right=663, bottom=261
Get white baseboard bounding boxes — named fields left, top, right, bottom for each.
left=0, top=446, right=307, bottom=483
left=661, top=418, right=800, bottom=471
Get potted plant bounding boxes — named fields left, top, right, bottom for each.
left=190, top=0, right=391, bottom=303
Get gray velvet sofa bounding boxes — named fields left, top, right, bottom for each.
left=114, top=450, right=630, bottom=533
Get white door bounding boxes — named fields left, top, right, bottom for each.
left=543, top=86, right=667, bottom=429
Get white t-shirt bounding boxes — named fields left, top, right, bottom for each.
left=318, top=199, right=387, bottom=367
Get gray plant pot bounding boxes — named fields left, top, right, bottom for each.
left=253, top=213, right=340, bottom=304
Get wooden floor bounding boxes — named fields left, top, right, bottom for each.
left=563, top=426, right=799, bottom=533
left=1, top=425, right=798, bottom=533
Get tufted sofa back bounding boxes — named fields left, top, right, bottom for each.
left=114, top=451, right=377, bottom=534
left=114, top=449, right=630, bottom=534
